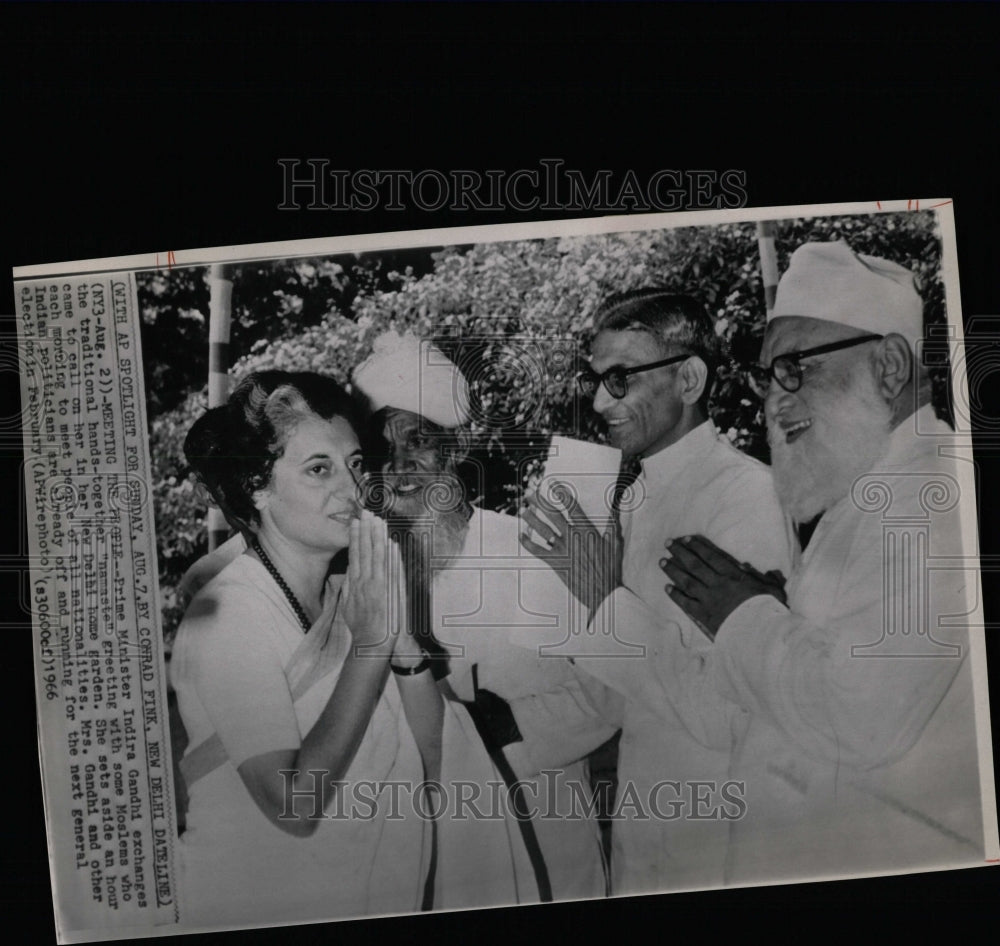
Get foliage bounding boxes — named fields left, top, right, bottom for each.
left=149, top=211, right=947, bottom=642
left=137, top=251, right=437, bottom=419
left=137, top=267, right=210, bottom=418
left=149, top=389, right=208, bottom=640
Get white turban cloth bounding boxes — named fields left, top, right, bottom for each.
left=352, top=329, right=471, bottom=429
left=772, top=240, right=925, bottom=349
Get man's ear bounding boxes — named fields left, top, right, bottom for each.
left=678, top=356, right=709, bottom=406
left=874, top=333, right=914, bottom=402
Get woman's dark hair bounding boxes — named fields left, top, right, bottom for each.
left=184, top=371, right=362, bottom=535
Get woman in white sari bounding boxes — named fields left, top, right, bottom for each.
left=172, top=371, right=549, bottom=929
left=171, top=372, right=443, bottom=927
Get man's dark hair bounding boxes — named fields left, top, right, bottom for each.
left=593, top=289, right=720, bottom=410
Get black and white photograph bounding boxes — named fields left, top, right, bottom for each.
left=6, top=3, right=1000, bottom=943
left=13, top=202, right=999, bottom=939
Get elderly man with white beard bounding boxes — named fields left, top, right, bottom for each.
left=658, top=241, right=986, bottom=883
left=352, top=330, right=621, bottom=904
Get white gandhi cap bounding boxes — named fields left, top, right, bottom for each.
left=772, top=240, right=924, bottom=349
left=352, top=329, right=471, bottom=429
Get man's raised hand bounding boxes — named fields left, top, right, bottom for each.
left=518, top=482, right=622, bottom=620
left=659, top=534, right=787, bottom=641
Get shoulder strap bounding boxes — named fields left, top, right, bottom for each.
left=463, top=663, right=553, bottom=902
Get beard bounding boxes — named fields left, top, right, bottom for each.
left=378, top=470, right=471, bottom=563
left=388, top=505, right=471, bottom=570
left=384, top=486, right=471, bottom=663
left=769, top=373, right=895, bottom=525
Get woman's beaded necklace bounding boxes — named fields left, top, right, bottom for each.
left=251, top=539, right=312, bottom=633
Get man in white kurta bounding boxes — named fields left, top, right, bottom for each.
left=658, top=242, right=990, bottom=883
left=353, top=330, right=620, bottom=902
left=520, top=291, right=792, bottom=896
left=569, top=422, right=789, bottom=895
left=432, top=504, right=622, bottom=899
left=711, top=405, right=984, bottom=883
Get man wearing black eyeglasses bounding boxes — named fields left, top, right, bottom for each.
left=520, top=288, right=791, bottom=896
left=658, top=241, right=984, bottom=884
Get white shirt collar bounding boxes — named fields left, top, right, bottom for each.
left=879, top=403, right=953, bottom=468
left=638, top=419, right=718, bottom=492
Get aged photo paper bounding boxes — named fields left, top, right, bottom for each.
left=14, top=200, right=999, bottom=941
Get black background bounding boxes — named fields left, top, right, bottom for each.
left=4, top=2, right=999, bottom=941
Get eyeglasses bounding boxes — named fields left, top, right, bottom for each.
left=576, top=353, right=690, bottom=400
left=748, top=334, right=884, bottom=395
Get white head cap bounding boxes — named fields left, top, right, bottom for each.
left=771, top=240, right=924, bottom=348
left=352, top=329, right=471, bottom=429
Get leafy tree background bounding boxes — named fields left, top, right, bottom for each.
left=142, top=211, right=949, bottom=643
